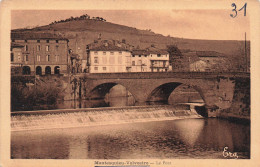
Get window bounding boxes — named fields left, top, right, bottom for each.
left=55, top=55, right=59, bottom=62
left=46, top=45, right=50, bottom=51
left=94, top=51, right=98, bottom=55
left=103, top=52, right=106, bottom=55
left=145, top=55, right=147, bottom=57
left=18, top=56, right=21, bottom=62
left=25, top=45, right=28, bottom=51
left=37, top=40, right=40, bottom=43
left=94, top=57, right=98, bottom=63
left=138, top=60, right=142, bottom=65
left=37, top=45, right=41, bottom=51
left=24, top=55, right=28, bottom=61
left=37, top=55, right=41, bottom=62
left=157, top=54, right=161, bottom=57
left=109, top=56, right=115, bottom=64
left=118, top=56, right=122, bottom=64
left=132, top=61, right=135, bottom=66
left=102, top=56, right=107, bottom=64
left=46, top=40, right=49, bottom=43
left=25, top=40, right=27, bottom=42
left=110, top=51, right=114, bottom=55
left=12, top=39, right=15, bottom=42
left=56, top=40, right=59, bottom=43
left=46, top=55, right=50, bottom=61
left=56, top=45, right=59, bottom=51
left=119, top=51, right=122, bottom=55
left=103, top=67, right=106, bottom=71
left=163, top=61, right=166, bottom=67
left=11, top=53, right=14, bottom=62
left=94, top=67, right=98, bottom=70
left=132, top=55, right=135, bottom=57
left=139, top=55, right=141, bottom=57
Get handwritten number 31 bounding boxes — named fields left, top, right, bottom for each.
left=230, top=3, right=247, bottom=18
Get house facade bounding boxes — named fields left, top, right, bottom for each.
left=85, top=40, right=170, bottom=73
left=131, top=46, right=170, bottom=72
left=11, top=33, right=69, bottom=75
left=86, top=40, right=132, bottom=73
left=11, top=43, right=24, bottom=75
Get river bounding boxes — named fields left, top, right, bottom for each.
left=11, top=118, right=250, bottom=159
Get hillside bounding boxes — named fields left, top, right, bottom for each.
left=12, top=18, right=250, bottom=65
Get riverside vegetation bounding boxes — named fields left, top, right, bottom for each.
left=11, top=77, right=65, bottom=111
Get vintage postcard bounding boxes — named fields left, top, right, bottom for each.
left=0, top=0, right=260, bottom=167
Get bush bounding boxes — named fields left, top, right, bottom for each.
left=11, top=78, right=65, bottom=111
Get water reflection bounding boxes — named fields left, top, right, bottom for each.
left=11, top=118, right=250, bottom=159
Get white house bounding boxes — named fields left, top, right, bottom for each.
left=86, top=40, right=132, bottom=73
left=131, top=46, right=170, bottom=72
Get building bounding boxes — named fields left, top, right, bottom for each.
left=86, top=40, right=132, bottom=73
left=85, top=40, right=170, bottom=73
left=189, top=60, right=210, bottom=72
left=182, top=51, right=228, bottom=72
left=196, top=51, right=227, bottom=72
left=131, top=49, right=150, bottom=72
left=11, top=43, right=24, bottom=75
left=11, top=33, right=69, bottom=75
left=131, top=46, right=170, bottom=72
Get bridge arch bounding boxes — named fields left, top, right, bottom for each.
left=86, top=82, right=137, bottom=104
left=147, top=82, right=206, bottom=104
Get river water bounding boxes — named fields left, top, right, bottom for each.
left=11, top=118, right=250, bottom=159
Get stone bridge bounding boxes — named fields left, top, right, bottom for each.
left=67, top=72, right=249, bottom=117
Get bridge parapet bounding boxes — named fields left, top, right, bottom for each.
left=78, top=72, right=250, bottom=79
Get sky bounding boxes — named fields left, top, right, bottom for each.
left=11, top=10, right=250, bottom=40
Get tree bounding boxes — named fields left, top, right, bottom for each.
left=167, top=45, right=187, bottom=72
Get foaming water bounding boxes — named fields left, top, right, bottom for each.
left=11, top=105, right=201, bottom=131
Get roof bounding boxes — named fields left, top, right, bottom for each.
left=132, top=49, right=149, bottom=55
left=11, top=43, right=24, bottom=48
left=88, top=39, right=130, bottom=51
left=90, top=43, right=129, bottom=51
left=11, top=32, right=68, bottom=41
left=196, top=51, right=226, bottom=57
left=146, top=46, right=168, bottom=55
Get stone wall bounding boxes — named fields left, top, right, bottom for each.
left=217, top=77, right=250, bottom=121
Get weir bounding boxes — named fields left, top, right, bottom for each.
left=11, top=105, right=203, bottom=131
